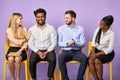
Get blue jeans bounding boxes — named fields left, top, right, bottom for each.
left=58, top=50, right=88, bottom=80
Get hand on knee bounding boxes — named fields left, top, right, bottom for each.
left=88, top=59, right=94, bottom=64
left=95, top=59, right=102, bottom=65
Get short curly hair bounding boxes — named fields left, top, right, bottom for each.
left=34, top=8, right=47, bottom=17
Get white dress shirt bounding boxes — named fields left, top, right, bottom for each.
left=28, top=23, right=57, bottom=53
left=92, top=27, right=115, bottom=55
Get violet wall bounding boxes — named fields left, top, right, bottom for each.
left=0, top=0, right=120, bottom=80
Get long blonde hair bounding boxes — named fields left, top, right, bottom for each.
left=6, top=13, right=26, bottom=44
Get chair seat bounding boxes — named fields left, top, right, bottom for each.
left=67, top=60, right=80, bottom=64
left=39, top=61, right=49, bottom=63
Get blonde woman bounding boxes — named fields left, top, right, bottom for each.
left=6, top=13, right=30, bottom=80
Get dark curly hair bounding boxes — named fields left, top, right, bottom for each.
left=34, top=8, right=47, bottom=17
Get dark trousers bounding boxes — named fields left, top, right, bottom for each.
left=29, top=50, right=56, bottom=79
left=58, top=50, right=88, bottom=80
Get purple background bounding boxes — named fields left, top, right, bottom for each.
left=0, top=0, right=120, bottom=80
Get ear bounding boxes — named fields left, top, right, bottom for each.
left=72, top=17, right=75, bottom=21
left=45, top=16, right=46, bottom=19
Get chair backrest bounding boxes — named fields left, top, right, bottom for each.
left=5, top=42, right=9, bottom=54
left=88, top=42, right=92, bottom=56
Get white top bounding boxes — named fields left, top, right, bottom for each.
left=28, top=23, right=57, bottom=53
left=92, top=27, right=115, bottom=55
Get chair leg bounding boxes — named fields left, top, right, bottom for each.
left=58, top=67, right=62, bottom=80
left=30, top=76, right=32, bottom=80
left=53, top=69, right=56, bottom=80
left=24, top=61, right=29, bottom=80
left=27, top=61, right=32, bottom=80
left=4, top=61, right=7, bottom=80
left=109, top=62, right=112, bottom=80
left=86, top=66, right=90, bottom=80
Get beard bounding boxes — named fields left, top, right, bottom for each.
left=66, top=20, right=73, bottom=25
left=37, top=20, right=45, bottom=25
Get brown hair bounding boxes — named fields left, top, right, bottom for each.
left=65, top=10, right=76, bottom=18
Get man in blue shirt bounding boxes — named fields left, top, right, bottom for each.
left=58, top=10, right=88, bottom=80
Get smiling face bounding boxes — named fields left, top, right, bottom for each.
left=36, top=13, right=46, bottom=25
left=99, top=20, right=107, bottom=29
left=16, top=16, right=22, bottom=26
left=65, top=13, right=74, bottom=25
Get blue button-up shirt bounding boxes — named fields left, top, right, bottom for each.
left=58, top=24, right=86, bottom=50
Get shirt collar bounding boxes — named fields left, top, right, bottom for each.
left=102, top=28, right=111, bottom=35
left=37, top=23, right=47, bottom=29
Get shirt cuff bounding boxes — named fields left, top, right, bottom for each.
left=59, top=41, right=68, bottom=47
left=34, top=48, right=39, bottom=53
left=103, top=50, right=111, bottom=55
left=47, top=48, right=52, bottom=52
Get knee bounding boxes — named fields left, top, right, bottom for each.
left=29, top=59, right=37, bottom=65
left=8, top=57, right=15, bottom=63
left=49, top=57, right=56, bottom=64
left=95, top=59, right=101, bottom=65
left=88, top=59, right=94, bottom=65
left=15, top=57, right=22, bottom=63
left=81, top=55, right=88, bottom=64
left=84, top=56, right=88, bottom=62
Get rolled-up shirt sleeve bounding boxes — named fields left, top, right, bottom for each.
left=74, top=27, right=86, bottom=47
left=28, top=31, right=39, bottom=53
left=47, top=27, right=57, bottom=52
left=58, top=28, right=68, bottom=48
left=103, top=33, right=115, bottom=54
